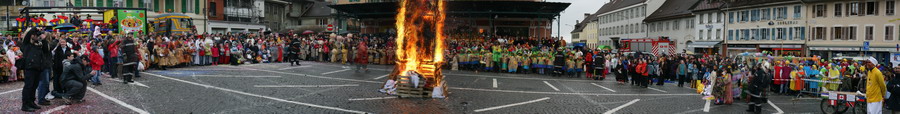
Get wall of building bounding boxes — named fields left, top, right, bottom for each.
left=694, top=11, right=726, bottom=42
left=208, top=0, right=225, bottom=21
left=595, top=0, right=665, bottom=50
left=725, top=3, right=807, bottom=44
left=806, top=0, right=899, bottom=49
left=648, top=17, right=695, bottom=52
left=597, top=4, right=649, bottom=48
left=576, top=21, right=598, bottom=48
left=804, top=0, right=898, bottom=59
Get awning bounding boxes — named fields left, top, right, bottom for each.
left=687, top=41, right=722, bottom=48
left=597, top=45, right=612, bottom=50
left=727, top=47, right=758, bottom=50
left=328, top=1, right=571, bottom=19
left=810, top=47, right=897, bottom=52
left=759, top=44, right=803, bottom=49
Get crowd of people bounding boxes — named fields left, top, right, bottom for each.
left=445, top=36, right=900, bottom=114
left=447, top=36, right=607, bottom=78
left=599, top=51, right=900, bottom=114
left=3, top=27, right=398, bottom=111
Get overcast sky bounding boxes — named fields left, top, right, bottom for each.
left=549, top=0, right=608, bottom=42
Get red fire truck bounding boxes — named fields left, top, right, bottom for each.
left=617, top=37, right=676, bottom=56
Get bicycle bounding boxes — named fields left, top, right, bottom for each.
left=819, top=77, right=868, bottom=114
left=819, top=91, right=866, bottom=114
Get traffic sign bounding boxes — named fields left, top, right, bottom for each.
left=863, top=41, right=870, bottom=51
left=327, top=24, right=334, bottom=32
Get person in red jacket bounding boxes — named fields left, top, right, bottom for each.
left=87, top=42, right=105, bottom=85
left=355, top=40, right=368, bottom=72
left=636, top=59, right=649, bottom=88
left=584, top=50, right=594, bottom=79
left=211, top=45, right=219, bottom=65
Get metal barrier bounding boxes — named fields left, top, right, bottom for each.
left=771, top=77, right=843, bottom=97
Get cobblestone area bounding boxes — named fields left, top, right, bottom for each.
left=0, top=62, right=831, bottom=113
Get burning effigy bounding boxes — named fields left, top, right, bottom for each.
left=379, top=0, right=447, bottom=98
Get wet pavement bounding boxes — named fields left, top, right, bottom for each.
left=0, top=61, right=830, bottom=113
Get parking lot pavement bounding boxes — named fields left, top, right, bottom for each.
left=0, top=61, right=827, bottom=113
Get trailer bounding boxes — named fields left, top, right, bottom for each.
left=618, top=37, right=676, bottom=56
left=18, top=7, right=148, bottom=35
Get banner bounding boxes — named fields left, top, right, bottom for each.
left=103, top=10, right=115, bottom=24
left=117, top=10, right=146, bottom=33
left=891, top=53, right=900, bottom=67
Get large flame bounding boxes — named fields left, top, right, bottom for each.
left=394, top=0, right=446, bottom=85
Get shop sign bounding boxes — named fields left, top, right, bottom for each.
left=768, top=20, right=800, bottom=26
left=891, top=53, right=900, bottom=67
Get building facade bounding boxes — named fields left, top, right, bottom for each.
left=804, top=0, right=898, bottom=63
left=330, top=0, right=565, bottom=37
left=596, top=0, right=665, bottom=50
left=645, top=0, right=701, bottom=53
left=207, top=0, right=265, bottom=33
left=724, top=0, right=807, bottom=56
left=689, top=0, right=726, bottom=54
left=572, top=13, right=599, bottom=48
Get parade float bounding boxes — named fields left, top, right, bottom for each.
left=17, top=7, right=149, bottom=35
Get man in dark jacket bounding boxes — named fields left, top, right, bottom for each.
left=289, top=37, right=302, bottom=66
left=747, top=64, right=771, bottom=114
left=885, top=66, right=900, bottom=113
left=59, top=54, right=90, bottom=104
left=18, top=27, right=53, bottom=111
left=553, top=50, right=565, bottom=77
left=121, top=36, right=138, bottom=83
left=51, top=38, right=71, bottom=97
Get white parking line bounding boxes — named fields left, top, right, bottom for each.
left=87, top=87, right=151, bottom=114
left=473, top=97, right=550, bottom=112
left=0, top=89, right=22, bottom=95
left=348, top=97, right=398, bottom=101
left=232, top=66, right=381, bottom=83
left=372, top=74, right=389, bottom=80
left=647, top=87, right=667, bottom=93
left=143, top=72, right=369, bottom=113
left=768, top=100, right=784, bottom=114
left=451, top=87, right=698, bottom=96
left=254, top=84, right=360, bottom=88
left=233, top=66, right=692, bottom=96
left=192, top=75, right=282, bottom=78
left=603, top=99, right=640, bottom=114
left=279, top=66, right=312, bottom=70
left=108, top=80, right=150, bottom=88
left=590, top=83, right=616, bottom=92
left=447, top=73, right=600, bottom=82
left=322, top=69, right=351, bottom=75
left=543, top=81, right=560, bottom=91
left=492, top=78, right=498, bottom=88
left=40, top=105, right=69, bottom=114
left=703, top=99, right=711, bottom=112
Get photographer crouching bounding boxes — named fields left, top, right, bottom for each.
left=57, top=53, right=91, bottom=104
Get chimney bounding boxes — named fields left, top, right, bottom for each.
left=584, top=13, right=591, bottom=19
left=576, top=20, right=580, bottom=24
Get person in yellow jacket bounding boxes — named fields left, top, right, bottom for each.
left=865, top=62, right=886, bottom=114
left=825, top=64, right=841, bottom=91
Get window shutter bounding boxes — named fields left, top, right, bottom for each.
left=126, top=0, right=132, bottom=8
left=182, top=0, right=187, bottom=13
left=196, top=0, right=200, bottom=14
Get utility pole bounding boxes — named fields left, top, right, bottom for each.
left=7, top=0, right=12, bottom=31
